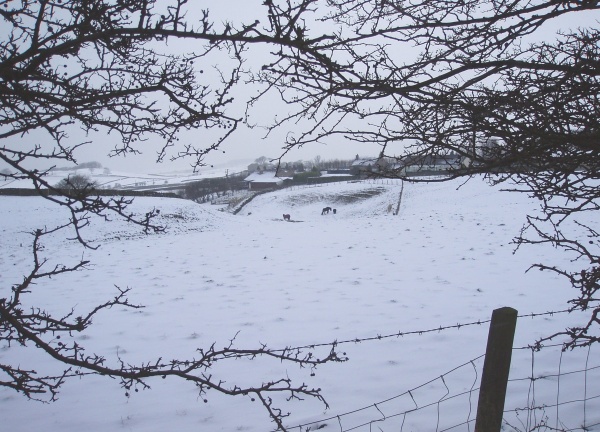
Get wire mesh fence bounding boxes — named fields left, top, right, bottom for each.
left=281, top=310, right=600, bottom=432
left=286, top=355, right=485, bottom=432
left=503, top=343, right=600, bottom=432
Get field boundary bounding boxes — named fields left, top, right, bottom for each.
left=281, top=308, right=599, bottom=432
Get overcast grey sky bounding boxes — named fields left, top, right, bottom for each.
left=46, top=1, right=380, bottom=175
left=6, top=1, right=600, bottom=175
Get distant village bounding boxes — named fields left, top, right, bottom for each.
left=7, top=153, right=463, bottom=204
left=242, top=153, right=462, bottom=191
left=182, top=153, right=464, bottom=205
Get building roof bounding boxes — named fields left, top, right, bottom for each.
left=351, top=158, right=378, bottom=167
left=244, top=171, right=288, bottom=183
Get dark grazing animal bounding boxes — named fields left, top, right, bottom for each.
left=333, top=209, right=337, bottom=214
left=321, top=207, right=332, bottom=215
left=283, top=214, right=291, bottom=221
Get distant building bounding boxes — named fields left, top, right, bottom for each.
left=349, top=155, right=385, bottom=177
left=244, top=171, right=288, bottom=190
left=394, top=154, right=462, bottom=175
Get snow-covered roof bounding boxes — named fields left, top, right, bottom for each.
left=351, top=158, right=377, bottom=167
left=244, top=171, right=288, bottom=183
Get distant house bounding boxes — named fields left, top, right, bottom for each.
left=349, top=155, right=389, bottom=177
left=395, top=154, right=462, bottom=175
left=275, top=168, right=295, bottom=178
left=244, top=171, right=287, bottom=190
left=350, top=156, right=376, bottom=176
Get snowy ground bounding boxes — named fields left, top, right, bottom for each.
left=0, top=163, right=249, bottom=191
left=0, top=177, right=598, bottom=431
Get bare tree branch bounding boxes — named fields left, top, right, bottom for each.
left=252, top=0, right=600, bottom=349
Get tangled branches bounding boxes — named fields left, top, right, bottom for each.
left=254, top=0, right=600, bottom=350
left=0, top=1, right=343, bottom=429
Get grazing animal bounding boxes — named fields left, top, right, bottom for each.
left=333, top=209, right=337, bottom=214
left=321, top=206, right=332, bottom=215
left=283, top=214, right=291, bottom=221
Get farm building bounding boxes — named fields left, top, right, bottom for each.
left=244, top=171, right=289, bottom=190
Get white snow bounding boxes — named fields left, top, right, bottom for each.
left=0, top=164, right=250, bottom=191
left=0, top=176, right=598, bottom=431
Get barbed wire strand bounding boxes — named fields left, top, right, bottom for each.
left=513, top=342, right=567, bottom=350
left=276, top=309, right=571, bottom=356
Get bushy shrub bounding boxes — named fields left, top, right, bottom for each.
left=55, top=174, right=98, bottom=191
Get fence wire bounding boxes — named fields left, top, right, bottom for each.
left=282, top=311, right=599, bottom=432
left=503, top=343, right=600, bottom=432
left=275, top=309, right=570, bottom=355
left=285, top=354, right=485, bottom=432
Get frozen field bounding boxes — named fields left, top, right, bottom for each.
left=0, top=177, right=598, bottom=431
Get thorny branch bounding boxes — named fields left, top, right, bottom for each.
left=0, top=1, right=345, bottom=429
left=3, top=0, right=600, bottom=427
left=251, top=0, right=600, bottom=349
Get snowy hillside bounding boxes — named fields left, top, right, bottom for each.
left=0, top=177, right=598, bottom=432
left=0, top=163, right=249, bottom=191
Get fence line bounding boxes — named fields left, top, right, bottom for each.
left=282, top=340, right=599, bottom=432
left=283, top=178, right=404, bottom=192
left=393, top=180, right=404, bottom=215
left=502, top=343, right=600, bottom=432
left=268, top=309, right=571, bottom=356
left=285, top=354, right=485, bottom=432
left=279, top=311, right=598, bottom=432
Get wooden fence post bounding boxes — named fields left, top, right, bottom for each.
left=475, top=307, right=518, bottom=432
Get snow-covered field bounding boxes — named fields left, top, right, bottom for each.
left=0, top=163, right=248, bottom=191
left=0, top=177, right=598, bottom=431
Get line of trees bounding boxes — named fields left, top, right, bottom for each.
left=50, top=161, right=103, bottom=172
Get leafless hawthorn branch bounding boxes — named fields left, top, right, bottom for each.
left=251, top=0, right=600, bottom=348
left=1, top=1, right=345, bottom=428
left=0, top=212, right=347, bottom=428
